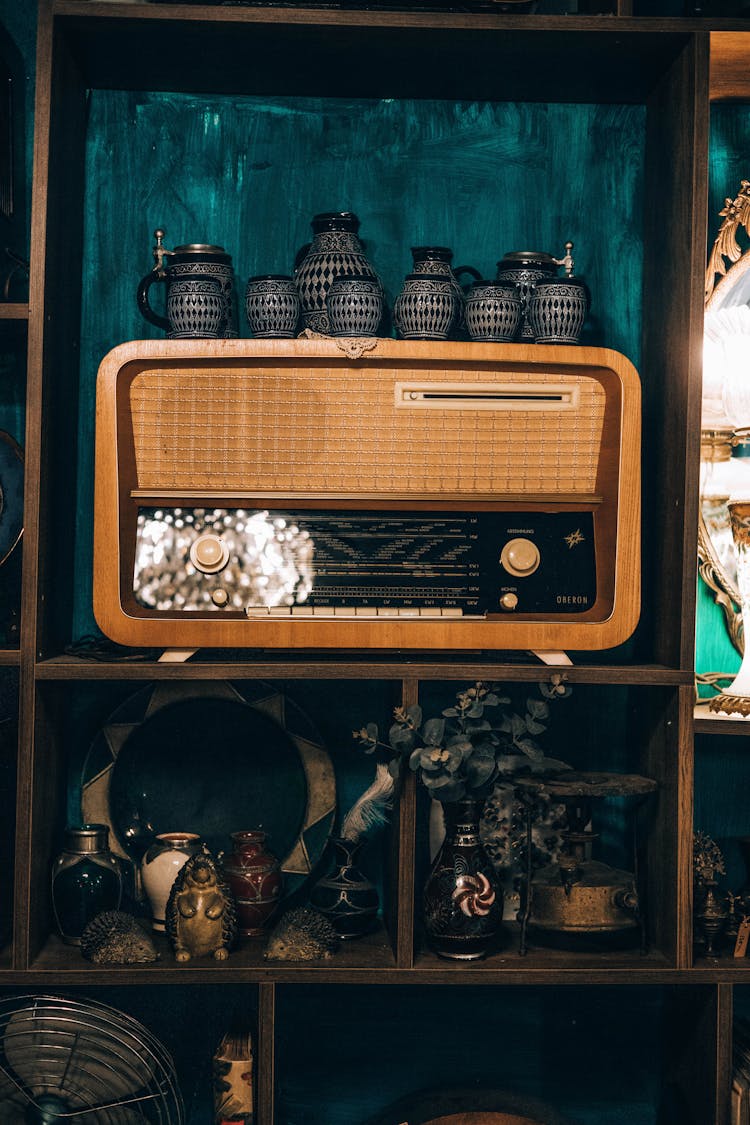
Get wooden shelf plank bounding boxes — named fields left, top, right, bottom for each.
left=0, top=650, right=21, bottom=666
left=34, top=654, right=693, bottom=684
left=695, top=707, right=750, bottom=736
left=16, top=927, right=682, bottom=984
left=0, top=303, right=29, bottom=321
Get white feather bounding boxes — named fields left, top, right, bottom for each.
left=340, top=763, right=394, bottom=841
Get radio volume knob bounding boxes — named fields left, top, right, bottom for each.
left=500, top=592, right=519, bottom=611
left=190, top=533, right=230, bottom=574
left=500, top=537, right=540, bottom=577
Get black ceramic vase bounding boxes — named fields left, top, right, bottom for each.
left=310, top=836, right=379, bottom=939
left=423, top=798, right=503, bottom=961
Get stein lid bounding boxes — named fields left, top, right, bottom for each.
left=311, top=211, right=360, bottom=233
left=497, top=250, right=558, bottom=269
left=411, top=245, right=454, bottom=261
left=172, top=243, right=232, bottom=263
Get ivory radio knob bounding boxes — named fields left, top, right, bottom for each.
left=190, top=533, right=230, bottom=574
left=500, top=537, right=540, bottom=578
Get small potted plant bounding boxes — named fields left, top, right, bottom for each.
left=354, top=679, right=570, bottom=961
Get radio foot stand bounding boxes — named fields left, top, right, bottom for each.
left=530, top=651, right=573, bottom=666
left=157, top=649, right=198, bottom=663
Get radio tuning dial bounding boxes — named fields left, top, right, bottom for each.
left=190, top=533, right=230, bottom=574
left=500, top=537, right=540, bottom=577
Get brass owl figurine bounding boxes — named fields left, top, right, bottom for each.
left=165, top=849, right=237, bottom=962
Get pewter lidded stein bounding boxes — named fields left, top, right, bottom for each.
left=137, top=228, right=238, bottom=338
left=293, top=211, right=381, bottom=334
left=525, top=241, right=590, bottom=345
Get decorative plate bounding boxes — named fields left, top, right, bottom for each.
left=81, top=681, right=336, bottom=898
left=0, top=430, right=23, bottom=566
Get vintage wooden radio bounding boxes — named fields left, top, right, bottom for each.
left=93, top=338, right=640, bottom=651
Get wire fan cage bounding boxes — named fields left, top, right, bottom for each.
left=0, top=994, right=184, bottom=1122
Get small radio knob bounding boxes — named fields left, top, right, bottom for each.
left=190, top=533, right=229, bottom=574
left=211, top=588, right=229, bottom=606
left=500, top=592, right=519, bottom=611
left=500, top=537, right=540, bottom=577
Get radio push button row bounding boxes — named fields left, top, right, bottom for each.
left=190, top=533, right=229, bottom=574
left=500, top=537, right=540, bottom=577
left=500, top=592, right=519, bottom=611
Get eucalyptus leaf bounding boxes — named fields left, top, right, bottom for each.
left=466, top=756, right=496, bottom=786
left=423, top=716, right=446, bottom=746
left=447, top=736, right=473, bottom=757
left=408, top=747, right=424, bottom=771
left=425, top=774, right=466, bottom=802
left=524, top=717, right=547, bottom=736
left=390, top=723, right=416, bottom=751
left=526, top=698, right=550, bottom=720
left=495, top=754, right=533, bottom=775
left=511, top=714, right=527, bottom=740
left=442, top=707, right=459, bottom=717
left=516, top=737, right=544, bottom=761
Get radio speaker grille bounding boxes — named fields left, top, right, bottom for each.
left=129, top=365, right=606, bottom=495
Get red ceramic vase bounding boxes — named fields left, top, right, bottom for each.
left=222, top=830, right=283, bottom=937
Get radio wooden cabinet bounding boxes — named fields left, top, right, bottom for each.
left=5, top=2, right=750, bottom=1123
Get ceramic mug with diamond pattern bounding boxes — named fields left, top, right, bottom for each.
left=465, top=280, right=522, bottom=342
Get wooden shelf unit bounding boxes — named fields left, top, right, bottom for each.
left=1, top=2, right=745, bottom=1121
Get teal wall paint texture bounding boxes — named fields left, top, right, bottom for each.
left=75, top=91, right=645, bottom=639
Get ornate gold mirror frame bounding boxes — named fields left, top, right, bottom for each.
left=699, top=180, right=750, bottom=661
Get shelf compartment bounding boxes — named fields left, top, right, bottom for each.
left=29, top=32, right=703, bottom=669
left=406, top=682, right=691, bottom=970
left=273, top=982, right=723, bottom=1124
left=17, top=677, right=404, bottom=968
left=54, top=7, right=697, bottom=104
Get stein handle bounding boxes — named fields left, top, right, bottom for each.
left=293, top=242, right=311, bottom=274
left=454, top=264, right=482, bottom=289
left=136, top=228, right=172, bottom=331
left=136, top=268, right=170, bottom=331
